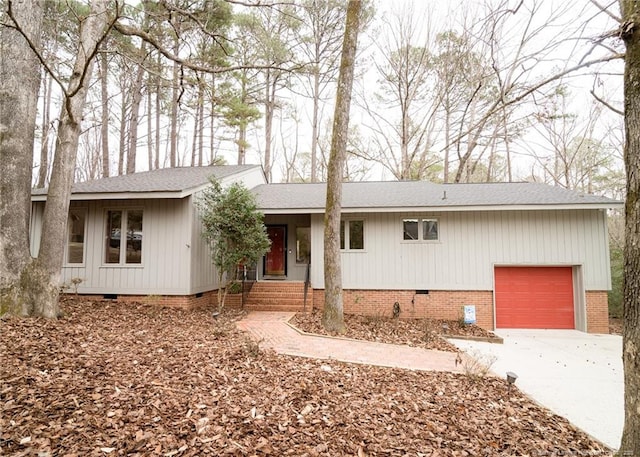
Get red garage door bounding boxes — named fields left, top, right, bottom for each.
left=495, top=267, right=575, bottom=329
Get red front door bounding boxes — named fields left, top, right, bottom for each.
left=265, top=226, right=286, bottom=276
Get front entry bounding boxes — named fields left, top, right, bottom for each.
left=264, top=225, right=287, bottom=276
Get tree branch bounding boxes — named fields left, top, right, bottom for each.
left=589, top=0, right=622, bottom=23
left=440, top=52, right=624, bottom=155
left=113, top=22, right=303, bottom=75
left=5, top=0, right=69, bottom=97
left=590, top=89, right=624, bottom=115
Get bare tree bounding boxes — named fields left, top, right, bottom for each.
left=525, top=85, right=617, bottom=193
left=359, top=4, right=441, bottom=180
left=99, top=49, right=110, bottom=177
left=29, top=0, right=112, bottom=318
left=619, top=0, right=640, bottom=452
left=0, top=0, right=44, bottom=315
left=446, top=0, right=621, bottom=183
left=323, top=0, right=362, bottom=333
left=295, top=0, right=346, bottom=182
left=126, top=40, right=149, bottom=174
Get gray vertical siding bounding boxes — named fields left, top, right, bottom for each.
left=50, top=166, right=267, bottom=296
left=58, top=199, right=192, bottom=295
left=189, top=166, right=269, bottom=292
left=310, top=209, right=611, bottom=291
left=190, top=194, right=219, bottom=293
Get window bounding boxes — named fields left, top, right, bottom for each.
left=403, top=218, right=438, bottom=242
left=296, top=227, right=310, bottom=263
left=423, top=219, right=438, bottom=241
left=340, top=219, right=364, bottom=250
left=66, top=208, right=86, bottom=264
left=403, top=219, right=418, bottom=240
left=105, top=209, right=143, bottom=265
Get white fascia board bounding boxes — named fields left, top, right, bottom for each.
left=30, top=191, right=189, bottom=201
left=260, top=203, right=623, bottom=214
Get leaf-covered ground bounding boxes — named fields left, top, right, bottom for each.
left=292, top=311, right=499, bottom=353
left=1, top=299, right=611, bottom=456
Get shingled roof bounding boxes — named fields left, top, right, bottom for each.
left=32, top=165, right=261, bottom=200
left=31, top=166, right=622, bottom=211
left=253, top=181, right=622, bottom=213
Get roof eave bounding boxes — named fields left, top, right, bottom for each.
left=260, top=202, right=623, bottom=214
left=32, top=190, right=191, bottom=201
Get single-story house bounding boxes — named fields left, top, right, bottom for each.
left=30, top=165, right=622, bottom=333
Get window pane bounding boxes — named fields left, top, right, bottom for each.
left=403, top=219, right=418, bottom=240
left=126, top=210, right=143, bottom=264
left=349, top=220, right=364, bottom=250
left=340, top=220, right=345, bottom=250
left=67, top=209, right=86, bottom=264
left=105, top=210, right=122, bottom=263
left=423, top=219, right=438, bottom=241
left=296, top=227, right=311, bottom=263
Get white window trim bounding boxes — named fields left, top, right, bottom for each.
left=341, top=218, right=366, bottom=252
left=64, top=207, right=88, bottom=266
left=102, top=208, right=145, bottom=267
left=401, top=217, right=440, bottom=243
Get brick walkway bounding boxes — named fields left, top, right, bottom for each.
left=236, top=311, right=465, bottom=373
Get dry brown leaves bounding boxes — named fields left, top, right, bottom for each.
left=608, top=318, right=622, bottom=335
left=292, top=312, right=499, bottom=353
left=1, top=299, right=611, bottom=456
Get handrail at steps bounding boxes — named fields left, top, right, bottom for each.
left=303, top=262, right=311, bottom=312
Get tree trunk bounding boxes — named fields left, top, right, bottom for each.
left=37, top=72, right=53, bottom=188
left=147, top=82, right=153, bottom=171
left=197, top=82, right=204, bottom=167
left=311, top=70, right=321, bottom=183
left=443, top=100, right=450, bottom=183
left=210, top=73, right=216, bottom=164
left=154, top=56, right=161, bottom=170
left=264, top=70, right=273, bottom=182
left=191, top=98, right=200, bottom=166
left=0, top=0, right=44, bottom=316
left=33, top=0, right=111, bottom=318
left=118, top=89, right=127, bottom=175
left=620, top=2, right=640, bottom=453
left=126, top=44, right=147, bottom=175
left=237, top=123, right=247, bottom=165
left=169, top=25, right=181, bottom=168
left=100, top=50, right=110, bottom=177
left=322, top=0, right=362, bottom=333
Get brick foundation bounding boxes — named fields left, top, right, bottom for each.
left=586, top=290, right=609, bottom=333
left=68, top=287, right=610, bottom=334
left=312, top=289, right=495, bottom=330
left=69, top=290, right=219, bottom=310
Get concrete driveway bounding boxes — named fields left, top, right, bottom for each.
left=449, top=329, right=623, bottom=450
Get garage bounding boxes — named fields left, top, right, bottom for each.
left=494, top=266, right=575, bottom=329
